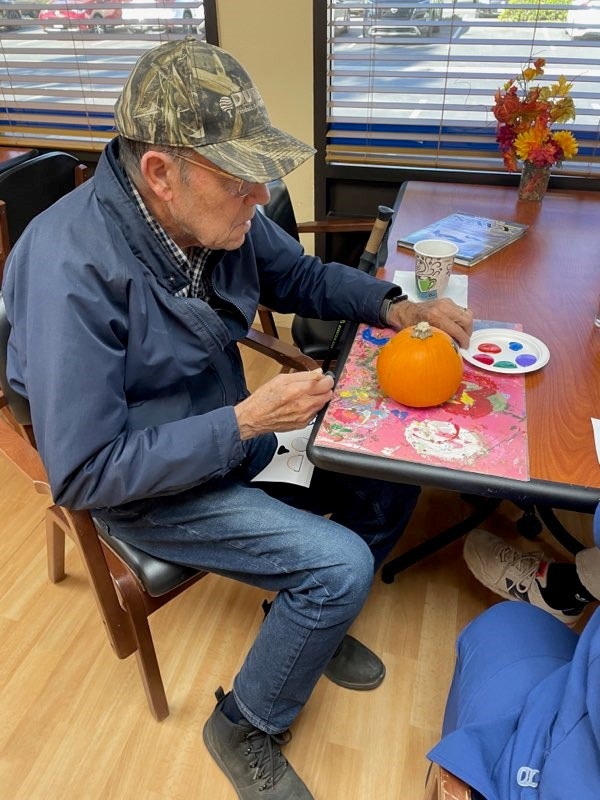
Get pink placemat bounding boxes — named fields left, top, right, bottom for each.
left=314, top=322, right=529, bottom=481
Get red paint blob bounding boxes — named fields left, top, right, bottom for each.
left=473, top=353, right=495, bottom=365
left=478, top=342, right=502, bottom=354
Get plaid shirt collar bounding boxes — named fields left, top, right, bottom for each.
left=125, top=173, right=211, bottom=299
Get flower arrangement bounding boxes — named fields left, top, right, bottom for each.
left=492, top=58, right=578, bottom=173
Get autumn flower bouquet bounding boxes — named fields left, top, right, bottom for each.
left=492, top=58, right=578, bottom=189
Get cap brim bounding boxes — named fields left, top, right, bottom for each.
left=191, top=125, right=316, bottom=183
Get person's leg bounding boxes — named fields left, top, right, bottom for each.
left=259, top=467, right=421, bottom=571
left=575, top=505, right=600, bottom=598
left=255, top=467, right=420, bottom=692
left=463, top=529, right=597, bottom=626
left=442, top=601, right=578, bottom=735
left=97, top=436, right=414, bottom=798
left=99, top=476, right=375, bottom=734
left=575, top=547, right=600, bottom=599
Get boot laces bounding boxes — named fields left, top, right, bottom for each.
left=244, top=727, right=292, bottom=792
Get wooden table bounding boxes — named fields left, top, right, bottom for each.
left=308, top=181, right=600, bottom=577
left=0, top=146, right=37, bottom=174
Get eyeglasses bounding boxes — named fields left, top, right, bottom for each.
left=173, top=154, right=256, bottom=198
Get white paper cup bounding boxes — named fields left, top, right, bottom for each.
left=414, top=239, right=458, bottom=300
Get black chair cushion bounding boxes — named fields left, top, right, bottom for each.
left=94, top=518, right=201, bottom=598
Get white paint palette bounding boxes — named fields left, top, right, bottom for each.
left=461, top=328, right=550, bottom=374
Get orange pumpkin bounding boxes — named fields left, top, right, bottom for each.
left=376, top=321, right=463, bottom=407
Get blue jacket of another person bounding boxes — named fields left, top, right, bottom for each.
left=2, top=138, right=395, bottom=511
left=428, top=504, right=600, bottom=799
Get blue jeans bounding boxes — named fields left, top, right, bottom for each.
left=98, top=434, right=419, bottom=734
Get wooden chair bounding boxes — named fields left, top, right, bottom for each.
left=0, top=295, right=317, bottom=720
left=0, top=151, right=88, bottom=279
left=424, top=763, right=472, bottom=800
left=254, top=178, right=379, bottom=367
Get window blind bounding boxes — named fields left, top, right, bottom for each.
left=327, top=0, right=600, bottom=175
left=0, top=1, right=209, bottom=151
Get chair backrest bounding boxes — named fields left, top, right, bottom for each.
left=0, top=151, right=88, bottom=280
left=256, top=179, right=300, bottom=240
left=0, top=147, right=38, bottom=175
left=0, top=151, right=88, bottom=246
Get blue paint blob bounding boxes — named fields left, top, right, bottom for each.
left=515, top=353, right=537, bottom=367
left=508, top=341, right=524, bottom=351
left=362, top=327, right=390, bottom=346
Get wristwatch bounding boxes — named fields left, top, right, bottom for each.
left=379, top=292, right=408, bottom=326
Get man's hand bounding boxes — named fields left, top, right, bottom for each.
left=235, top=369, right=334, bottom=440
left=387, top=298, right=473, bottom=350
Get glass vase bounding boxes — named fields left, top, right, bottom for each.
left=518, top=162, right=551, bottom=202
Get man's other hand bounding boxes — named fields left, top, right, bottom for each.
left=387, top=298, right=473, bottom=350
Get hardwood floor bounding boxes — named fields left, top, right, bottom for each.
left=0, top=340, right=594, bottom=800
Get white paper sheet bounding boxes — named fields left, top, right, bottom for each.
left=251, top=425, right=315, bottom=487
left=592, top=418, right=600, bottom=465
left=393, top=270, right=469, bottom=307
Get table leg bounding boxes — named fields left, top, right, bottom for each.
left=380, top=497, right=587, bottom=584
left=381, top=497, right=502, bottom=583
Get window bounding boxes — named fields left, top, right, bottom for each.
left=326, top=0, right=600, bottom=177
left=0, top=1, right=216, bottom=151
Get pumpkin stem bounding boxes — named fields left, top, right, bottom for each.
left=411, top=321, right=433, bottom=340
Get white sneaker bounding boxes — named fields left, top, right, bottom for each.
left=463, top=530, right=583, bottom=626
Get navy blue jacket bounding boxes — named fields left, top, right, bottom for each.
left=2, top=139, right=397, bottom=510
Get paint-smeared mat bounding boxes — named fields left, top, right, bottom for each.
left=313, top=322, right=529, bottom=481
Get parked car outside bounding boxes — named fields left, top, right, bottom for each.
left=332, top=0, right=369, bottom=33
left=566, top=0, right=600, bottom=37
left=0, top=0, right=21, bottom=30
left=473, top=0, right=507, bottom=18
left=332, top=0, right=350, bottom=33
left=38, top=0, right=123, bottom=33
left=121, top=0, right=204, bottom=34
left=362, top=0, right=443, bottom=38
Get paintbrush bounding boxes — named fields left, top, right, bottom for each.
left=320, top=204, right=394, bottom=374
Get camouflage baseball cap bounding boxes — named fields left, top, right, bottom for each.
left=114, top=37, right=315, bottom=183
